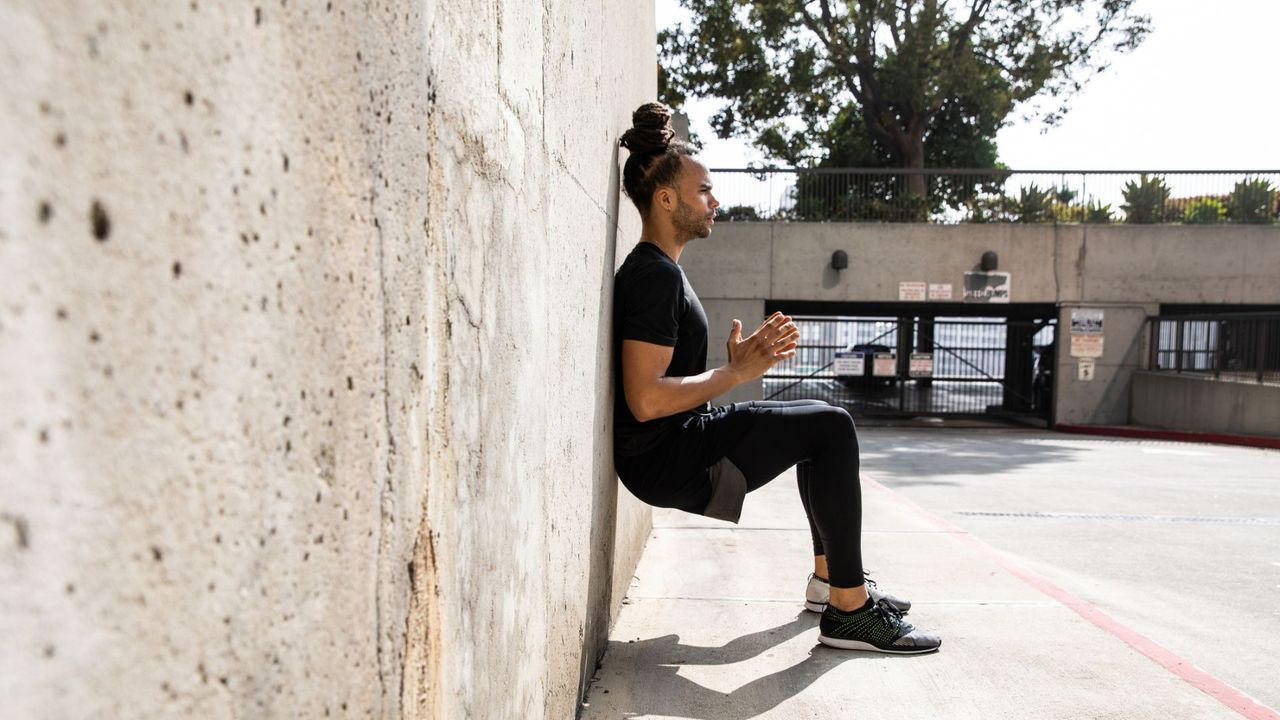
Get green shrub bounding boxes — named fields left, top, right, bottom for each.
left=716, top=204, right=762, bottom=222
left=1015, top=184, right=1054, bottom=223
left=966, top=194, right=1015, bottom=223
left=1121, top=174, right=1171, bottom=223
left=1183, top=198, right=1225, bottom=224
left=1227, top=178, right=1276, bottom=224
left=1050, top=203, right=1085, bottom=223
left=1085, top=201, right=1115, bottom=224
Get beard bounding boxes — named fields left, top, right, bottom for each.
left=673, top=196, right=712, bottom=240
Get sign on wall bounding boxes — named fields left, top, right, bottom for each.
left=898, top=281, right=927, bottom=301
left=963, top=271, right=1011, bottom=303
left=1077, top=358, right=1096, bottom=381
left=1069, top=308, right=1105, bottom=358
left=1070, top=309, right=1105, bottom=334
left=928, top=283, right=953, bottom=300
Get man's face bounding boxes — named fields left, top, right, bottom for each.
left=670, top=157, right=719, bottom=241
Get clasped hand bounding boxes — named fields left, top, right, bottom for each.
left=726, top=311, right=800, bottom=381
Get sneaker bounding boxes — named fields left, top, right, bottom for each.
left=818, top=599, right=941, bottom=654
left=804, top=572, right=912, bottom=614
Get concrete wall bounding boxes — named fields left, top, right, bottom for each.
left=681, top=222, right=1280, bottom=423
left=684, top=223, right=1280, bottom=306
left=1131, top=372, right=1280, bottom=438
left=0, top=2, right=653, bottom=719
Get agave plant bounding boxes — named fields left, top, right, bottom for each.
left=1085, top=201, right=1114, bottom=224
left=1121, top=174, right=1171, bottom=224
left=1227, top=178, right=1276, bottom=224
left=1015, top=184, right=1054, bottom=223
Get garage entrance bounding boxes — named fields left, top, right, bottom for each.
left=763, top=301, right=1058, bottom=423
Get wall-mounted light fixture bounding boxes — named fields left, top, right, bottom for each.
left=831, top=250, right=848, bottom=271
left=980, top=250, right=999, bottom=272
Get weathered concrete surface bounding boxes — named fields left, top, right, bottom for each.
left=1132, top=371, right=1280, bottom=438
left=1, top=2, right=654, bottom=718
left=583, top=428, right=1280, bottom=719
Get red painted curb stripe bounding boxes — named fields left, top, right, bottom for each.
left=862, top=473, right=1280, bottom=720
left=1055, top=423, right=1280, bottom=451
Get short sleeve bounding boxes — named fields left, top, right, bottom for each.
left=621, top=263, right=682, bottom=346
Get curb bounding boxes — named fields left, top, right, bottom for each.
left=1055, top=423, right=1280, bottom=450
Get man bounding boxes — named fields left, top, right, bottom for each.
left=611, top=102, right=940, bottom=653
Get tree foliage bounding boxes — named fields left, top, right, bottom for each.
left=660, top=0, right=1151, bottom=175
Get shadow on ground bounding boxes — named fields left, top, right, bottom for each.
left=860, top=429, right=1091, bottom=481
left=585, top=610, right=900, bottom=719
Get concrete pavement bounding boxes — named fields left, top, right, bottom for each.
left=581, top=428, right=1280, bottom=719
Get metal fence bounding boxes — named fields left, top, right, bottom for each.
left=711, top=168, right=1280, bottom=224
left=1147, top=312, right=1280, bottom=386
left=764, top=315, right=1056, bottom=418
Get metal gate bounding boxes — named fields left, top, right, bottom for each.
left=763, top=315, right=1057, bottom=421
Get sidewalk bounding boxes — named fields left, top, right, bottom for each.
left=582, top=429, right=1280, bottom=720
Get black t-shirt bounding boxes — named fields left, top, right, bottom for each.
left=613, top=241, right=709, bottom=459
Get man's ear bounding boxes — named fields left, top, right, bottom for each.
left=653, top=185, right=674, bottom=213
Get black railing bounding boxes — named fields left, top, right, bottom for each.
left=1147, top=312, right=1280, bottom=386
left=711, top=168, right=1280, bottom=225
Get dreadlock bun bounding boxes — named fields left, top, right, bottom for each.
left=619, top=102, right=675, bottom=156
left=619, top=102, right=696, bottom=217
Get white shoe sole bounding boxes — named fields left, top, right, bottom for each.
left=817, top=634, right=941, bottom=654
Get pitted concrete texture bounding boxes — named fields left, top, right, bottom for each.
left=1, top=1, right=654, bottom=718
left=582, top=428, right=1280, bottom=719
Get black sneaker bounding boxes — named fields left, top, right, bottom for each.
left=818, top=599, right=941, bottom=654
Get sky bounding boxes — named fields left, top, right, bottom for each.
left=655, top=0, right=1280, bottom=171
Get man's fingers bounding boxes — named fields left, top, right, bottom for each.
left=768, top=324, right=800, bottom=346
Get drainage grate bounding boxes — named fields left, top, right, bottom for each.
left=954, top=511, right=1280, bottom=526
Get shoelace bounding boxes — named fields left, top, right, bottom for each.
left=871, top=599, right=904, bottom=631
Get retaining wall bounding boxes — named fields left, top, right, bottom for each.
left=1131, top=372, right=1280, bottom=438
left=0, top=2, right=654, bottom=718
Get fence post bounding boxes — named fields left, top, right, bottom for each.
left=1152, top=316, right=1162, bottom=366
left=1257, top=319, right=1267, bottom=384
left=1174, top=320, right=1184, bottom=373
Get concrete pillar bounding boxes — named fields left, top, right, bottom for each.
left=1054, top=303, right=1160, bottom=426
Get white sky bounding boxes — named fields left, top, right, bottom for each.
left=656, top=0, right=1280, bottom=170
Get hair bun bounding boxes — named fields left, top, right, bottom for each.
left=620, top=102, right=675, bottom=155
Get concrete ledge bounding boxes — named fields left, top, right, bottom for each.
left=1129, top=371, right=1280, bottom=440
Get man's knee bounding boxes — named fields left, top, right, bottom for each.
left=823, top=405, right=855, bottom=432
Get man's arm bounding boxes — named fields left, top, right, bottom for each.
left=621, top=312, right=799, bottom=422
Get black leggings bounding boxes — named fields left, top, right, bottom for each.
left=619, top=398, right=865, bottom=588
left=723, top=399, right=864, bottom=587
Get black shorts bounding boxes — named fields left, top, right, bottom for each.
left=614, top=401, right=774, bottom=523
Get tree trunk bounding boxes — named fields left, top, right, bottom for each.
left=902, top=131, right=926, bottom=198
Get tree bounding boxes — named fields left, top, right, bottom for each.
left=660, top=0, right=1151, bottom=199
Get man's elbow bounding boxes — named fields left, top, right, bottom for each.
left=626, top=393, right=658, bottom=423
